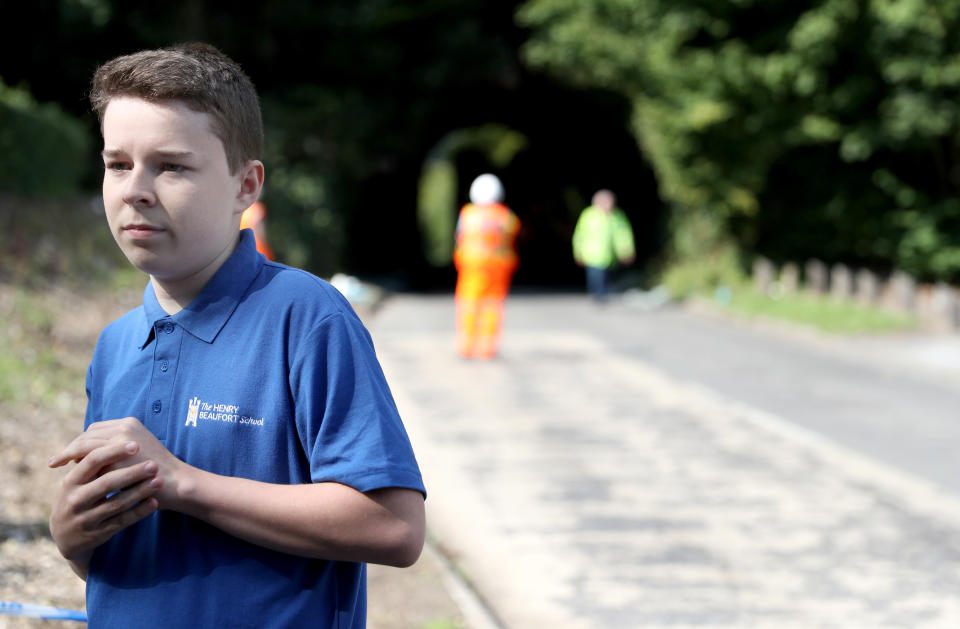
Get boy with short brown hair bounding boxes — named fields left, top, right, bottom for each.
left=49, top=42, right=425, bottom=628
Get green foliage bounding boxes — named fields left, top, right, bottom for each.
left=891, top=197, right=960, bottom=279
left=260, top=90, right=347, bottom=274
left=661, top=245, right=745, bottom=299
left=418, top=159, right=458, bottom=267
left=0, top=79, right=92, bottom=197
left=518, top=0, right=960, bottom=282
left=430, top=124, right=529, bottom=170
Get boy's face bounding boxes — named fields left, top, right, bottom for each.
left=101, top=97, right=257, bottom=285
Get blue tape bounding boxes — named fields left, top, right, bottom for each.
left=0, top=600, right=87, bottom=622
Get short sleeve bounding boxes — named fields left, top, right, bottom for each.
left=289, top=311, right=425, bottom=497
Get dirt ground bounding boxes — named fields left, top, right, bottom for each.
left=0, top=281, right=465, bottom=629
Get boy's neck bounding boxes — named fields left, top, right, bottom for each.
left=150, top=234, right=240, bottom=315
left=151, top=282, right=197, bottom=316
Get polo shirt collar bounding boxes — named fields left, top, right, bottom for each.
left=140, top=229, right=264, bottom=347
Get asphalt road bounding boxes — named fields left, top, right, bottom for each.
left=368, top=293, right=960, bottom=629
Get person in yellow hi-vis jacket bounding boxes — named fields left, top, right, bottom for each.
left=572, top=189, right=635, bottom=302
left=453, top=174, right=521, bottom=359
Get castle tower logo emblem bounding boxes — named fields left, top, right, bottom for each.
left=185, top=397, right=201, bottom=427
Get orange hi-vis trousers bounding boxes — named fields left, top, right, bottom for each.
left=455, top=265, right=513, bottom=359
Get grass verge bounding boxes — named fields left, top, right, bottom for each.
left=709, top=285, right=918, bottom=334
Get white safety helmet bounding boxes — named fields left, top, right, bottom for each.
left=469, top=173, right=505, bottom=204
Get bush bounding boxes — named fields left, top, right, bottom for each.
left=661, top=250, right=745, bottom=299
left=0, top=78, right=92, bottom=198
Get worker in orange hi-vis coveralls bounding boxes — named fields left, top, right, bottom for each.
left=453, top=173, right=521, bottom=359
left=240, top=200, right=275, bottom=261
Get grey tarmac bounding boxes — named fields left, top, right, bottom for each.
left=368, top=293, right=960, bottom=629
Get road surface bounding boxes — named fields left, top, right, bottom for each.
left=368, top=294, right=960, bottom=629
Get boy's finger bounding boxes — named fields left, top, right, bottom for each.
left=65, top=441, right=140, bottom=485
left=93, top=460, right=159, bottom=503
left=100, top=497, right=159, bottom=535
left=91, top=472, right=162, bottom=522
left=48, top=435, right=115, bottom=468
left=48, top=441, right=84, bottom=468
left=73, top=494, right=159, bottom=553
left=48, top=418, right=142, bottom=468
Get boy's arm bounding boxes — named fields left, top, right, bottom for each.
left=50, top=417, right=425, bottom=567
left=178, top=474, right=424, bottom=566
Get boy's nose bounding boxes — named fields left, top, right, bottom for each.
left=121, top=168, right=157, bottom=208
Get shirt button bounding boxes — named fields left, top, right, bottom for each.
left=159, top=361, right=169, bottom=372
left=152, top=400, right=162, bottom=414
left=164, top=322, right=175, bottom=334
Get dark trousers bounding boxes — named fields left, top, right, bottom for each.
left=585, top=266, right=611, bottom=301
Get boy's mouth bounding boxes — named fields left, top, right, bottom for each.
left=123, top=224, right=164, bottom=238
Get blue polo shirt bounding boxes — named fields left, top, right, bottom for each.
left=83, top=230, right=425, bottom=629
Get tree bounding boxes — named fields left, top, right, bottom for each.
left=518, top=0, right=960, bottom=283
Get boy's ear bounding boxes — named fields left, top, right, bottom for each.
left=236, top=160, right=265, bottom=211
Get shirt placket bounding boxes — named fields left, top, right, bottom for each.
left=148, top=318, right=183, bottom=439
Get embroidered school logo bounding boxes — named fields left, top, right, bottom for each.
left=185, top=397, right=201, bottom=427
left=182, top=396, right=265, bottom=429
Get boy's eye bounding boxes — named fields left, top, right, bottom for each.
left=105, top=161, right=131, bottom=171
left=161, top=163, right=186, bottom=173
